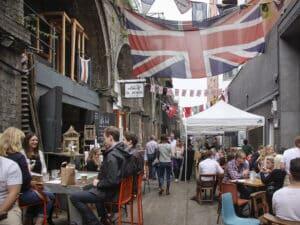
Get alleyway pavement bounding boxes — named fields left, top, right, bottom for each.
left=53, top=180, right=218, bottom=225
left=143, top=181, right=218, bottom=225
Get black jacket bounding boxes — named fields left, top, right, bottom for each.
left=127, top=147, right=144, bottom=175
left=90, top=142, right=131, bottom=197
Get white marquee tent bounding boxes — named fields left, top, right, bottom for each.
left=186, top=100, right=265, bottom=134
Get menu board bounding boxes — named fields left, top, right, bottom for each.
left=94, top=112, right=116, bottom=144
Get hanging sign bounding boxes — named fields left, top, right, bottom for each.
left=125, top=83, right=144, bottom=98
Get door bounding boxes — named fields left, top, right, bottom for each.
left=39, top=86, right=62, bottom=152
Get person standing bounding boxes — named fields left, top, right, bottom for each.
left=0, top=133, right=22, bottom=225
left=157, top=135, right=172, bottom=195
left=173, top=139, right=184, bottom=182
left=242, top=139, right=253, bottom=156
left=181, top=140, right=195, bottom=181
left=145, top=135, right=158, bottom=179
left=281, top=136, right=300, bottom=173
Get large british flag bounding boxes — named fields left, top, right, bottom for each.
left=125, top=0, right=282, bottom=78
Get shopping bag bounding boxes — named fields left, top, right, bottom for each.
left=61, top=162, right=76, bottom=186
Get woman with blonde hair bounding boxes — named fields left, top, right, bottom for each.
left=260, top=154, right=286, bottom=212
left=0, top=130, right=23, bottom=225
left=2, top=127, right=54, bottom=225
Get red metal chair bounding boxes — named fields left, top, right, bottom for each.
left=135, top=173, right=144, bottom=225
left=105, top=176, right=134, bottom=225
left=19, top=188, right=48, bottom=225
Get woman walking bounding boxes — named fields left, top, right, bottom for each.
left=173, top=139, right=184, bottom=182
left=157, top=135, right=172, bottom=195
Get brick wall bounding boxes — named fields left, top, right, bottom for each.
left=0, top=0, right=24, bottom=24
left=0, top=47, right=22, bottom=131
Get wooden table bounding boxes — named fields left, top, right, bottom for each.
left=44, top=171, right=98, bottom=225
left=230, top=178, right=265, bottom=188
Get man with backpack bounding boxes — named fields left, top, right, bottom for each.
left=70, top=126, right=134, bottom=225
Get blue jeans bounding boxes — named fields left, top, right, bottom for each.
left=172, top=158, right=182, bottom=179
left=147, top=153, right=156, bottom=179
left=158, top=162, right=172, bottom=189
left=70, top=190, right=108, bottom=225
left=19, top=189, right=55, bottom=218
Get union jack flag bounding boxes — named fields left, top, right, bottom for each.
left=125, top=0, right=273, bottom=78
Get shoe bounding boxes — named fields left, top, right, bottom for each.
left=166, top=189, right=170, bottom=195
left=175, top=179, right=178, bottom=182
left=159, top=188, right=164, bottom=196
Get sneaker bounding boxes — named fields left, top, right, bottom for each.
left=175, top=179, right=178, bottom=182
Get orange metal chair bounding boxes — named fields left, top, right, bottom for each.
left=106, top=176, right=134, bottom=225
left=19, top=189, right=48, bottom=225
left=217, top=182, right=250, bottom=224
left=135, top=173, right=144, bottom=225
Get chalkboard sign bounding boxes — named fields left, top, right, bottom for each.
left=94, top=112, right=116, bottom=144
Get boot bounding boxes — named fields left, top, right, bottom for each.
left=166, top=186, right=170, bottom=195
left=158, top=188, right=164, bottom=196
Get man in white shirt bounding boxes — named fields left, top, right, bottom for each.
left=0, top=156, right=22, bottom=225
left=191, top=150, right=224, bottom=203
left=281, top=136, right=300, bottom=173
left=273, top=157, right=300, bottom=222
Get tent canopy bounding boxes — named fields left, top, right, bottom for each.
left=186, top=101, right=265, bottom=134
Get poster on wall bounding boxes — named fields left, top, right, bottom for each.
left=125, top=83, right=144, bottom=98
left=94, top=112, right=116, bottom=144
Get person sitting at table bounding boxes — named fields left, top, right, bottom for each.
left=260, top=155, right=286, bottom=213
left=123, top=132, right=144, bottom=194
left=123, top=132, right=144, bottom=173
left=2, top=127, right=55, bottom=225
left=70, top=126, right=133, bottom=225
left=191, top=150, right=224, bottom=203
left=86, top=148, right=101, bottom=172
left=272, top=157, right=300, bottom=221
left=0, top=133, right=23, bottom=225
left=224, top=151, right=251, bottom=199
left=22, top=133, right=56, bottom=225
left=21, top=133, right=47, bottom=175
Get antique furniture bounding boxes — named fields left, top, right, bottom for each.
left=63, top=126, right=80, bottom=153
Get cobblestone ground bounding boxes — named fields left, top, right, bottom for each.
left=53, top=180, right=218, bottom=225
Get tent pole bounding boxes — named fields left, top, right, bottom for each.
left=263, top=125, right=265, bottom=145
left=185, top=123, right=188, bottom=183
